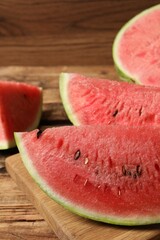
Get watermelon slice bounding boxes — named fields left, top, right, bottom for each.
left=113, top=4, right=160, bottom=86
left=15, top=125, right=160, bottom=226
left=0, top=81, right=42, bottom=149
left=59, top=73, right=160, bottom=126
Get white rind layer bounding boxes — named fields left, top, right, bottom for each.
left=59, top=73, right=81, bottom=126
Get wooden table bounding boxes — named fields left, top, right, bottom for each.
left=0, top=66, right=118, bottom=240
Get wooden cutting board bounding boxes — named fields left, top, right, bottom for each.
left=6, top=154, right=160, bottom=240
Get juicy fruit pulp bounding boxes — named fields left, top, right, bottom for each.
left=0, top=81, right=42, bottom=149
left=113, top=4, right=160, bottom=87
left=15, top=125, right=160, bottom=226
left=59, top=73, right=160, bottom=126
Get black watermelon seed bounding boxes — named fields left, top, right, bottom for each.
left=138, top=107, right=143, bottom=116
left=37, top=129, right=42, bottom=139
left=112, top=109, right=118, bottom=117
left=74, top=150, right=81, bottom=160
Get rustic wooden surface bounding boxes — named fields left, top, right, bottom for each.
left=0, top=65, right=120, bottom=240
left=0, top=1, right=159, bottom=66
left=6, top=154, right=160, bottom=240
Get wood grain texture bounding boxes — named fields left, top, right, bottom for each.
left=0, top=0, right=159, bottom=66
left=0, top=222, right=58, bottom=240
left=6, top=154, right=160, bottom=240
left=0, top=173, right=57, bottom=240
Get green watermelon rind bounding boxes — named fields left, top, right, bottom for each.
left=0, top=88, right=43, bottom=150
left=15, top=131, right=160, bottom=226
left=114, top=64, right=137, bottom=84
left=112, top=4, right=160, bottom=84
left=59, top=73, right=80, bottom=126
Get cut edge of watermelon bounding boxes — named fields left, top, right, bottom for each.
left=25, top=91, right=43, bottom=132
left=0, top=89, right=42, bottom=150
left=14, top=131, right=160, bottom=226
left=112, top=4, right=160, bottom=84
left=59, top=73, right=80, bottom=126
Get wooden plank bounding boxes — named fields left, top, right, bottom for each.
left=0, top=1, right=159, bottom=65
left=6, top=154, right=160, bottom=240
left=0, top=222, right=58, bottom=240
left=0, top=173, right=57, bottom=240
left=0, top=174, right=42, bottom=222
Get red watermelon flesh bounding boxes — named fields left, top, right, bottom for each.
left=15, top=125, right=160, bottom=226
left=0, top=81, right=42, bottom=149
left=60, top=73, right=160, bottom=126
left=113, top=4, right=160, bottom=86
